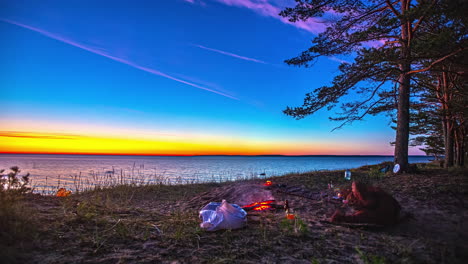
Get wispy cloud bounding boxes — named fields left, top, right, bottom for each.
left=183, top=0, right=207, bottom=6
left=195, top=44, right=267, bottom=64
left=1, top=19, right=238, bottom=100
left=328, top=56, right=351, bottom=64
left=209, top=1, right=382, bottom=48
left=0, top=131, right=80, bottom=140
left=211, top=0, right=327, bottom=34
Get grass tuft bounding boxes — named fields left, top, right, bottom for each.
left=0, top=167, right=36, bottom=264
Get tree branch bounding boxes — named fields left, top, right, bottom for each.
left=412, top=0, right=438, bottom=34
left=407, top=48, right=468, bottom=75
left=330, top=74, right=393, bottom=131
left=386, top=0, right=400, bottom=17
left=331, top=97, right=386, bottom=131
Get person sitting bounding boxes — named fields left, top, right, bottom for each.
left=331, top=181, right=401, bottom=226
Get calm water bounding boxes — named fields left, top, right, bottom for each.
left=0, top=154, right=432, bottom=193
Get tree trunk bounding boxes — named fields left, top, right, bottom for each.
left=462, top=137, right=467, bottom=167
left=442, top=71, right=454, bottom=168
left=395, top=69, right=411, bottom=172
left=394, top=1, right=411, bottom=172
left=445, top=123, right=454, bottom=167
left=455, top=125, right=466, bottom=167
left=454, top=127, right=460, bottom=167
left=462, top=125, right=466, bottom=167
left=441, top=117, right=448, bottom=163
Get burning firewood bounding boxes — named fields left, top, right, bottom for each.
left=242, top=200, right=284, bottom=211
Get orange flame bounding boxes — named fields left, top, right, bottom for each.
left=242, top=200, right=275, bottom=211
left=56, top=188, right=72, bottom=197
left=243, top=200, right=274, bottom=208
left=264, top=180, right=272, bottom=186
left=253, top=205, right=273, bottom=211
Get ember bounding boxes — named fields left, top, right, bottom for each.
left=286, top=213, right=295, bottom=220
left=242, top=200, right=275, bottom=211
left=252, top=205, right=273, bottom=211
left=264, top=180, right=272, bottom=186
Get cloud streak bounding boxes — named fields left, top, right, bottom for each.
left=211, top=0, right=327, bottom=34
left=1, top=19, right=238, bottom=100
left=328, top=56, right=351, bottom=64
left=195, top=44, right=267, bottom=64
left=0, top=131, right=80, bottom=140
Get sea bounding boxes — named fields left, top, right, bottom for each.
left=0, top=154, right=432, bottom=194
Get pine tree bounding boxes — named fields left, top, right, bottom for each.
left=280, top=0, right=467, bottom=171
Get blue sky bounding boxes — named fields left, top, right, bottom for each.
left=0, top=0, right=423, bottom=155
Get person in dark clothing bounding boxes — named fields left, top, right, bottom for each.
left=331, top=181, right=401, bottom=226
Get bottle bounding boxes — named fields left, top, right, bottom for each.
left=344, top=169, right=351, bottom=180
left=284, top=200, right=295, bottom=220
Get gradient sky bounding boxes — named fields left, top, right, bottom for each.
left=0, top=0, right=424, bottom=155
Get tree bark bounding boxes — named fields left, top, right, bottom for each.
left=395, top=67, right=411, bottom=171
left=461, top=124, right=466, bottom=167
left=455, top=124, right=466, bottom=167
left=445, top=123, right=454, bottom=167
left=442, top=71, right=455, bottom=168
left=394, top=0, right=411, bottom=172
left=462, top=135, right=466, bottom=167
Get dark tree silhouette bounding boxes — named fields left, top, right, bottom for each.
left=280, top=0, right=467, bottom=172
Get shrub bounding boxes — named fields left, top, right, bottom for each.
left=368, top=167, right=385, bottom=180
left=0, top=166, right=31, bottom=194
left=0, top=167, right=35, bottom=263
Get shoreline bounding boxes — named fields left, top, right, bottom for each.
left=1, top=158, right=436, bottom=195
left=0, top=153, right=432, bottom=158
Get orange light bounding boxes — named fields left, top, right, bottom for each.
left=286, top=213, right=295, bottom=220
left=264, top=180, right=272, bottom=186
left=0, top=129, right=334, bottom=156
left=253, top=205, right=273, bottom=211
left=56, top=188, right=72, bottom=197
left=243, top=200, right=274, bottom=208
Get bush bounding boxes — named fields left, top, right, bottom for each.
left=368, top=167, right=385, bottom=180
left=0, top=167, right=35, bottom=263
left=0, top=166, right=31, bottom=194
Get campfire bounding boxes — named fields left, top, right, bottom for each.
left=242, top=200, right=281, bottom=211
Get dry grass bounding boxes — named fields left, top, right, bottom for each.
left=1, top=163, right=467, bottom=263
left=0, top=192, right=38, bottom=263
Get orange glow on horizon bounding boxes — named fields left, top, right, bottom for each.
left=0, top=131, right=314, bottom=156
left=0, top=130, right=390, bottom=156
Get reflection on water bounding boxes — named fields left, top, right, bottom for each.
left=0, top=154, right=432, bottom=194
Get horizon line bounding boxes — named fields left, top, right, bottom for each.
left=0, top=152, right=430, bottom=157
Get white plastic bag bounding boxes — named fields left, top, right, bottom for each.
left=199, top=200, right=247, bottom=231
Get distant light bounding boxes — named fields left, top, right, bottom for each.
left=264, top=180, right=272, bottom=186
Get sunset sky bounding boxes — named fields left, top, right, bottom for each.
left=0, top=0, right=424, bottom=156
